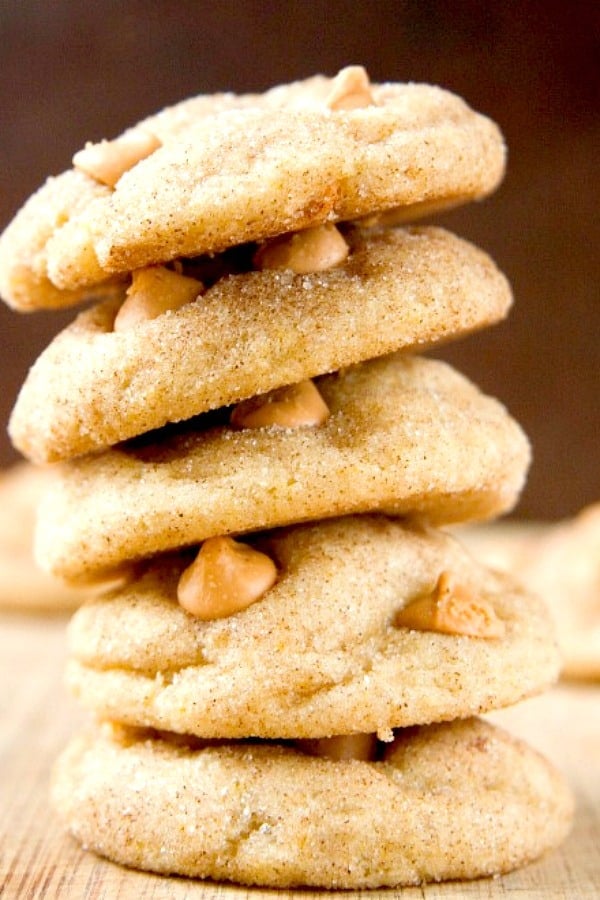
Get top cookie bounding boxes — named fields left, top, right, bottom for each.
left=0, top=67, right=505, bottom=310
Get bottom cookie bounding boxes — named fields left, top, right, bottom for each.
left=52, top=717, right=573, bottom=889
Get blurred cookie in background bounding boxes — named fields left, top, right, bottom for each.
left=0, top=462, right=102, bottom=611
left=457, top=503, right=600, bottom=680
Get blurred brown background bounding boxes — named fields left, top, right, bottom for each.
left=0, top=0, right=598, bottom=519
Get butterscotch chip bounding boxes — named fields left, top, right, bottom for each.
left=35, top=354, right=530, bottom=582
left=113, top=266, right=202, bottom=331
left=394, top=570, right=506, bottom=638
left=230, top=379, right=329, bottom=430
left=50, top=717, right=572, bottom=888
left=64, top=516, right=559, bottom=739
left=0, top=70, right=505, bottom=309
left=177, top=536, right=277, bottom=620
left=73, top=128, right=162, bottom=187
left=325, top=65, right=375, bottom=110
left=9, top=227, right=513, bottom=463
left=253, top=224, right=349, bottom=273
left=295, top=733, right=378, bottom=761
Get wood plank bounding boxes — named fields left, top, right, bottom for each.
left=0, top=611, right=598, bottom=899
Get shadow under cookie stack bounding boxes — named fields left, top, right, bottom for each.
left=0, top=67, right=573, bottom=889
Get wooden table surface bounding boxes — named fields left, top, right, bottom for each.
left=1, top=610, right=598, bottom=899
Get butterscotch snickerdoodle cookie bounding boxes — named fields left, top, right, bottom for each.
left=0, top=68, right=505, bottom=310
left=65, top=516, right=559, bottom=739
left=9, top=226, right=512, bottom=463
left=35, top=354, right=530, bottom=582
left=51, top=717, right=573, bottom=889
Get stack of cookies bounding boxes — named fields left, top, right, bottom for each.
left=0, top=67, right=573, bottom=888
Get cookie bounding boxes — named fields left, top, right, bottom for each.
left=35, top=353, right=530, bottom=582
left=458, top=503, right=600, bottom=680
left=0, top=463, right=87, bottom=610
left=0, top=170, right=124, bottom=312
left=65, top=516, right=559, bottom=739
left=9, top=225, right=513, bottom=464
left=51, top=717, right=573, bottom=889
left=0, top=68, right=505, bottom=310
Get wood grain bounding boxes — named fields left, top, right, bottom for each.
left=0, top=611, right=598, bottom=899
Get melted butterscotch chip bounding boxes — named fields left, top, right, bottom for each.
left=177, top=536, right=277, bottom=620
left=63, top=562, right=138, bottom=593
left=325, top=65, right=375, bottom=110
left=394, top=571, right=506, bottom=639
left=253, top=224, right=349, bottom=274
left=73, top=129, right=161, bottom=187
left=296, top=733, right=378, bottom=761
left=230, top=379, right=330, bottom=430
left=113, top=265, right=202, bottom=331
